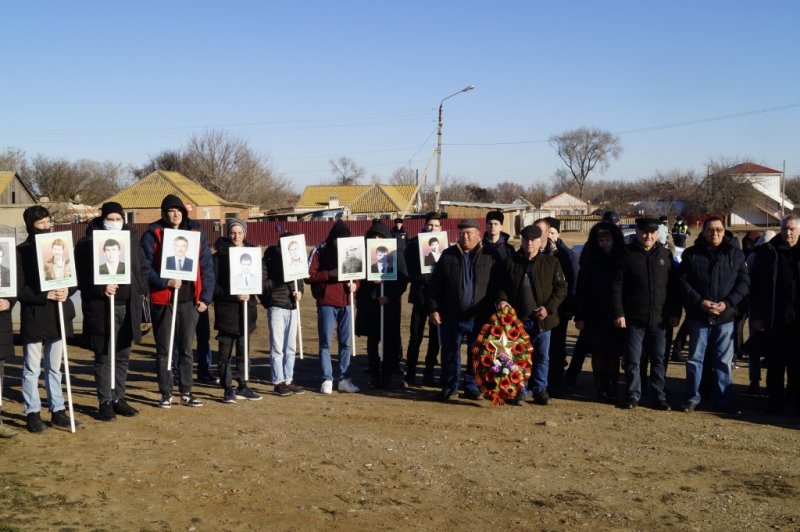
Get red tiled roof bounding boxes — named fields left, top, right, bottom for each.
left=723, top=163, right=781, bottom=175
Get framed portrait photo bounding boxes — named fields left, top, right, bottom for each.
left=35, top=231, right=78, bottom=291
left=93, top=230, right=131, bottom=285
left=0, top=237, right=18, bottom=298
left=418, top=231, right=449, bottom=274
left=367, top=238, right=398, bottom=282
left=336, top=236, right=366, bottom=282
left=160, top=228, right=201, bottom=281
left=229, top=246, right=262, bottom=295
left=280, top=233, right=308, bottom=282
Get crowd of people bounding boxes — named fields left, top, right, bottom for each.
left=0, top=198, right=797, bottom=439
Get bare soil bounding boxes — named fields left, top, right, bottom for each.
left=2, top=235, right=799, bottom=530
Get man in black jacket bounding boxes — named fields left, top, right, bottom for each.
left=750, top=214, right=800, bottom=413
left=612, top=217, right=681, bottom=410
left=482, top=210, right=515, bottom=260
left=428, top=219, right=500, bottom=401
left=18, top=206, right=79, bottom=432
left=496, top=224, right=567, bottom=405
left=404, top=212, right=442, bottom=387
left=76, top=202, right=150, bottom=421
left=677, top=217, right=749, bottom=412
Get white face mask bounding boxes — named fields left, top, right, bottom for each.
left=103, top=220, right=124, bottom=231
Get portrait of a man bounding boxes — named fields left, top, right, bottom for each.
left=341, top=246, right=364, bottom=274
left=424, top=236, right=442, bottom=266
left=44, top=238, right=72, bottom=281
left=232, top=252, right=256, bottom=289
left=166, top=235, right=194, bottom=272
left=99, top=238, right=126, bottom=275
left=371, top=245, right=393, bottom=274
left=0, top=244, right=10, bottom=287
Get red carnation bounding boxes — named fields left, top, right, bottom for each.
left=500, top=313, right=514, bottom=325
left=499, top=377, right=511, bottom=391
left=506, top=328, right=520, bottom=340
left=509, top=371, right=522, bottom=384
left=490, top=325, right=504, bottom=337
left=512, top=343, right=525, bottom=354
left=481, top=354, right=494, bottom=367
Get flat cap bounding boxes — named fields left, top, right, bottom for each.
left=457, top=219, right=480, bottom=230
left=520, top=224, right=543, bottom=240
left=635, top=217, right=660, bottom=232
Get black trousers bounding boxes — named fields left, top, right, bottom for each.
left=366, top=302, right=402, bottom=387
left=88, top=304, right=133, bottom=404
left=548, top=312, right=570, bottom=391
left=152, top=301, right=199, bottom=396
left=767, top=323, right=800, bottom=410
left=405, top=303, right=439, bottom=380
left=217, top=333, right=246, bottom=389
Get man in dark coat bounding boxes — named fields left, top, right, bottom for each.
left=427, top=219, right=501, bottom=401
left=213, top=219, right=261, bottom=403
left=482, top=210, right=515, bottom=260
left=76, top=202, right=150, bottom=421
left=141, top=194, right=215, bottom=409
left=404, top=212, right=442, bottom=387
left=750, top=214, right=800, bottom=413
left=496, top=224, right=567, bottom=405
left=677, top=217, right=749, bottom=412
left=612, top=217, right=681, bottom=410
left=18, top=205, right=79, bottom=432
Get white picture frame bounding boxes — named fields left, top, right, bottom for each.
left=337, top=236, right=366, bottom=282
left=160, top=228, right=201, bottom=281
left=418, top=231, right=449, bottom=274
left=36, top=231, right=78, bottom=291
left=0, top=237, right=17, bottom=298
left=367, top=238, right=398, bottom=282
left=280, top=234, right=309, bottom=282
left=93, top=230, right=132, bottom=285
left=229, top=246, right=262, bottom=295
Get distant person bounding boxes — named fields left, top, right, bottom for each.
left=671, top=216, right=691, bottom=247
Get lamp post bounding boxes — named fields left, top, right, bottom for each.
left=434, top=84, right=474, bottom=212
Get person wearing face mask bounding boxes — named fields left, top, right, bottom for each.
left=75, top=202, right=151, bottom=421
left=574, top=222, right=626, bottom=403
left=17, top=206, right=79, bottom=432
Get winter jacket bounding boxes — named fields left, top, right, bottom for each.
left=495, top=250, right=567, bottom=331
left=575, top=222, right=625, bottom=326
left=212, top=237, right=258, bottom=336
left=307, top=228, right=360, bottom=308
left=140, top=195, right=215, bottom=306
left=750, top=234, right=800, bottom=329
left=612, top=241, right=681, bottom=326
left=426, top=243, right=500, bottom=323
left=75, top=218, right=150, bottom=341
left=482, top=231, right=516, bottom=261
left=404, top=235, right=432, bottom=305
left=544, top=238, right=577, bottom=315
left=677, top=234, right=749, bottom=324
left=262, top=242, right=305, bottom=310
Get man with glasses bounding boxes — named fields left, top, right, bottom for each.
left=677, top=217, right=749, bottom=413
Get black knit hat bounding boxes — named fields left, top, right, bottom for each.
left=100, top=202, right=124, bottom=220
left=327, top=220, right=351, bottom=242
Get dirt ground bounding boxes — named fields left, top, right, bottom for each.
left=2, top=233, right=800, bottom=530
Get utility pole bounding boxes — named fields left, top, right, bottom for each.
left=434, top=85, right=474, bottom=212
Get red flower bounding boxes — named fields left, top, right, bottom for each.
left=481, top=354, right=494, bottom=368
left=509, top=371, right=522, bottom=384
left=512, top=343, right=525, bottom=354
left=484, top=341, right=496, bottom=353
left=506, top=328, right=520, bottom=340
left=499, top=377, right=511, bottom=391
left=500, top=313, right=514, bottom=325
left=490, top=325, right=504, bottom=338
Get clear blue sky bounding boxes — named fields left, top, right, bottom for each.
left=2, top=0, right=799, bottom=191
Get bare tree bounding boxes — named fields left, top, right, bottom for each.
left=699, top=156, right=763, bottom=220
left=390, top=166, right=417, bottom=185
left=785, top=174, right=800, bottom=205
left=525, top=182, right=550, bottom=205
left=132, top=149, right=184, bottom=179
left=26, top=155, right=126, bottom=204
left=493, top=181, right=526, bottom=203
left=0, top=147, right=29, bottom=173
left=181, top=129, right=295, bottom=210
left=549, top=127, right=622, bottom=200
left=650, top=169, right=700, bottom=215
left=329, top=156, right=365, bottom=185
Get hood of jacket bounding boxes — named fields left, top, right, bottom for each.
left=365, top=221, right=392, bottom=239
left=160, top=194, right=190, bottom=228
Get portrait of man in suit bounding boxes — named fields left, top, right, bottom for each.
left=165, top=235, right=193, bottom=272
left=44, top=238, right=72, bottom=281
left=232, top=252, right=256, bottom=290
left=98, top=238, right=126, bottom=275
left=0, top=244, right=10, bottom=287
left=424, top=236, right=442, bottom=266
left=371, top=245, right=393, bottom=274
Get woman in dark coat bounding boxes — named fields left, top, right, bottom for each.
left=75, top=202, right=150, bottom=420
left=574, top=221, right=626, bottom=403
left=213, top=220, right=260, bottom=403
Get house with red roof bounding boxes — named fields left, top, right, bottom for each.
left=717, top=163, right=793, bottom=226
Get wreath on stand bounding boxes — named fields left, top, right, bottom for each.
left=471, top=305, right=534, bottom=405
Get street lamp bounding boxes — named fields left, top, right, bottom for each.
left=434, top=84, right=475, bottom=212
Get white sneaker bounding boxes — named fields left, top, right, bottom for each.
left=320, top=380, right=333, bottom=394
left=338, top=378, right=360, bottom=393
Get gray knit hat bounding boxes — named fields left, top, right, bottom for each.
left=227, top=219, right=247, bottom=235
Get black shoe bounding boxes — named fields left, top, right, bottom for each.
left=235, top=386, right=262, bottom=401
left=197, top=373, right=220, bottom=385
left=51, top=410, right=81, bottom=428
left=26, top=412, right=47, bottom=433
left=98, top=401, right=116, bottom=422
left=680, top=403, right=696, bottom=413
left=652, top=400, right=672, bottom=411
left=287, top=382, right=305, bottom=395
left=437, top=389, right=459, bottom=402
left=622, top=400, right=638, bottom=409
left=223, top=388, right=237, bottom=403
left=112, top=399, right=139, bottom=417
left=532, top=391, right=551, bottom=406
left=404, top=375, right=417, bottom=388
left=274, top=382, right=293, bottom=397
left=422, top=374, right=437, bottom=387
left=463, top=388, right=483, bottom=400
left=747, top=382, right=760, bottom=395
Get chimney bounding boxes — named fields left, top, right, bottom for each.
left=328, top=195, right=339, bottom=209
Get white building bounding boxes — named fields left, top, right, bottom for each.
left=721, top=163, right=793, bottom=226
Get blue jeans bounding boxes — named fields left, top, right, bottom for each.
left=439, top=318, right=479, bottom=395
left=624, top=322, right=667, bottom=403
left=685, top=320, right=734, bottom=406
left=522, top=321, right=551, bottom=394
left=269, top=307, right=298, bottom=384
left=318, top=305, right=352, bottom=382
left=22, top=340, right=65, bottom=414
